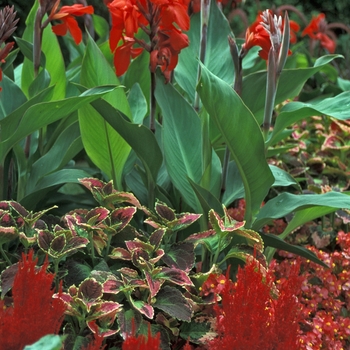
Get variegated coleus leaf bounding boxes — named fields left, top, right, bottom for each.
left=209, top=206, right=245, bottom=234
left=153, top=285, right=192, bottom=322
left=185, top=229, right=216, bottom=252
left=37, top=228, right=89, bottom=259
left=9, top=201, right=57, bottom=228
left=145, top=271, right=163, bottom=298
left=161, top=242, right=195, bottom=273
left=128, top=293, right=154, bottom=319
left=145, top=200, right=201, bottom=231
left=109, top=247, right=132, bottom=260
left=87, top=319, right=119, bottom=338
left=233, top=229, right=264, bottom=253
left=89, top=270, right=124, bottom=295
left=149, top=228, right=167, bottom=249
left=79, top=178, right=141, bottom=209
left=125, top=239, right=154, bottom=254
left=86, top=300, right=122, bottom=322
left=106, top=207, right=137, bottom=234
left=322, top=134, right=350, bottom=151
left=0, top=226, right=18, bottom=245
left=154, top=267, right=193, bottom=287
left=0, top=208, right=16, bottom=227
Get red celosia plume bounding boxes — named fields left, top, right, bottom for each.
left=122, top=321, right=161, bottom=350
left=0, top=250, right=66, bottom=349
left=208, top=257, right=303, bottom=350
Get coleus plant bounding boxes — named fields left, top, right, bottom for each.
left=0, top=177, right=266, bottom=348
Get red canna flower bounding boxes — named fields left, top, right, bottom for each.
left=242, top=20, right=271, bottom=60
left=106, top=0, right=190, bottom=81
left=49, top=3, right=94, bottom=44
left=302, top=13, right=336, bottom=53
left=114, top=37, right=144, bottom=76
left=122, top=321, right=161, bottom=350
left=0, top=250, right=66, bottom=349
left=242, top=10, right=299, bottom=60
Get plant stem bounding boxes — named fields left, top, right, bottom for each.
left=88, top=231, right=96, bottom=267
left=0, top=245, right=11, bottom=266
left=149, top=71, right=156, bottom=132
left=193, top=0, right=210, bottom=111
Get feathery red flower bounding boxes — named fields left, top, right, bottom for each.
left=122, top=321, right=161, bottom=350
left=209, top=257, right=302, bottom=350
left=50, top=3, right=94, bottom=44
left=0, top=250, right=66, bottom=349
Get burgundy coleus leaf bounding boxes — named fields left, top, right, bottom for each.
left=322, top=135, right=350, bottom=151
left=155, top=267, right=193, bottom=286
left=209, top=207, right=245, bottom=233
left=153, top=285, right=192, bottom=321
left=155, top=201, right=176, bottom=221
left=149, top=228, right=166, bottom=248
left=78, top=278, right=103, bottom=309
left=128, top=295, right=154, bottom=319
left=145, top=271, right=163, bottom=298
left=126, top=239, right=154, bottom=253
left=0, top=226, right=18, bottom=245
left=79, top=177, right=106, bottom=191
left=149, top=249, right=164, bottom=264
left=0, top=262, right=23, bottom=298
left=87, top=320, right=118, bottom=337
left=109, top=207, right=137, bottom=233
left=50, top=234, right=66, bottom=254
left=0, top=210, right=16, bottom=227
left=9, top=202, right=57, bottom=227
left=131, top=249, right=150, bottom=269
left=102, top=279, right=123, bottom=294
left=87, top=300, right=122, bottom=321
left=86, top=207, right=110, bottom=226
left=162, top=242, right=195, bottom=272
left=234, top=229, right=264, bottom=253
left=0, top=201, right=10, bottom=210
left=167, top=213, right=202, bottom=231
left=185, top=229, right=216, bottom=245
left=109, top=247, right=132, bottom=260
left=336, top=209, right=350, bottom=224
left=118, top=267, right=139, bottom=278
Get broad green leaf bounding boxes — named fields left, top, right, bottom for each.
left=260, top=232, right=328, bottom=268
left=175, top=1, right=234, bottom=101
left=27, top=122, right=83, bottom=193
left=241, top=54, right=343, bottom=124
left=269, top=165, right=300, bottom=190
left=0, top=86, right=54, bottom=142
left=79, top=35, right=131, bottom=189
left=124, top=51, right=151, bottom=110
left=280, top=206, right=343, bottom=240
left=24, top=335, right=63, bottom=350
left=89, top=99, right=162, bottom=197
left=128, top=83, right=147, bottom=124
left=0, top=75, right=27, bottom=118
left=253, top=192, right=350, bottom=230
left=268, top=91, right=350, bottom=146
left=92, top=14, right=109, bottom=43
left=180, top=320, right=212, bottom=343
left=0, top=85, right=116, bottom=162
left=21, top=2, right=66, bottom=99
left=197, top=64, right=274, bottom=227
left=20, top=169, right=92, bottom=209
left=189, top=178, right=224, bottom=217
left=155, top=76, right=203, bottom=211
